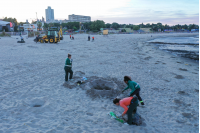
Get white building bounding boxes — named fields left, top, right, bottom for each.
left=45, top=6, right=54, bottom=22
left=68, top=14, right=91, bottom=22
left=45, top=20, right=62, bottom=24
left=21, top=24, right=38, bottom=31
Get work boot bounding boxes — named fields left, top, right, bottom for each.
left=140, top=101, right=144, bottom=105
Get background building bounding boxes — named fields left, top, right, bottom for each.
left=0, top=21, right=11, bottom=31
left=45, top=6, right=54, bottom=22
left=68, top=14, right=91, bottom=22
left=20, top=24, right=38, bottom=32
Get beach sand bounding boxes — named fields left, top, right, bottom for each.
left=0, top=33, right=199, bottom=133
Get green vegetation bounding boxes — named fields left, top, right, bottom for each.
left=37, top=22, right=42, bottom=31
left=0, top=31, right=11, bottom=37
left=121, top=29, right=126, bottom=32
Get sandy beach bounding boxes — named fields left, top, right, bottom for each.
left=0, top=33, right=199, bottom=133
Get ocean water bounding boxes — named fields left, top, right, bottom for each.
left=148, top=36, right=199, bottom=60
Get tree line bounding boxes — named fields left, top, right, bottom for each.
left=2, top=17, right=199, bottom=32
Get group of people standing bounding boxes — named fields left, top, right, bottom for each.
left=70, top=35, right=74, bottom=40
left=64, top=54, right=144, bottom=125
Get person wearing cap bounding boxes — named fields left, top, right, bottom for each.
left=64, top=54, right=73, bottom=81
left=113, top=96, right=138, bottom=125
left=122, top=76, right=144, bottom=105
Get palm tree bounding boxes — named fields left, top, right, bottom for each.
left=37, top=22, right=42, bottom=31
left=49, top=23, right=54, bottom=28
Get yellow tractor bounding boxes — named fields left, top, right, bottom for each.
left=37, top=26, right=63, bottom=43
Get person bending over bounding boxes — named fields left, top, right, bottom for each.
left=122, top=76, right=144, bottom=105
left=113, top=96, right=138, bottom=125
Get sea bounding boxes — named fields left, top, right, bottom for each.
left=147, top=36, right=199, bottom=60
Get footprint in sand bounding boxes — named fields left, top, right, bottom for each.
left=86, top=113, right=93, bottom=116
left=174, top=75, right=184, bottom=79
left=179, top=68, right=188, bottom=71
left=177, top=91, right=188, bottom=95
left=182, top=113, right=192, bottom=118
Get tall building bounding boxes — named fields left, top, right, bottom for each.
left=45, top=6, right=54, bottom=22
left=68, top=14, right=91, bottom=23
left=42, top=17, right=44, bottom=22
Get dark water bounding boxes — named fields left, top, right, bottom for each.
left=148, top=36, right=199, bottom=60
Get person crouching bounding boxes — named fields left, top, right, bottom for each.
left=113, top=96, right=138, bottom=125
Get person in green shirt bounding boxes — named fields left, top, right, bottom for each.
left=64, top=54, right=73, bottom=81
left=122, top=76, right=144, bottom=105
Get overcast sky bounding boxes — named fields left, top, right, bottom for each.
left=0, top=0, right=199, bottom=25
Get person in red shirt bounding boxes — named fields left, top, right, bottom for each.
left=113, top=96, right=138, bottom=125
left=92, top=37, right=94, bottom=41
left=70, top=35, right=71, bottom=39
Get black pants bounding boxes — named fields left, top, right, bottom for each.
left=64, top=66, right=73, bottom=81
left=127, top=97, right=138, bottom=125
left=129, top=88, right=143, bottom=102
left=88, top=37, right=90, bottom=41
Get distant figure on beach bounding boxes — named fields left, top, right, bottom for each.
left=122, top=76, right=144, bottom=106
left=21, top=36, right=24, bottom=41
left=88, top=35, right=90, bottom=41
left=70, top=34, right=71, bottom=39
left=36, top=35, right=39, bottom=43
left=64, top=54, right=73, bottom=82
left=92, top=37, right=94, bottom=41
left=72, top=36, right=74, bottom=40
left=113, top=96, right=138, bottom=125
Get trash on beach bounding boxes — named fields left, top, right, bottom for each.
left=185, top=64, right=188, bottom=65
left=82, top=77, right=87, bottom=81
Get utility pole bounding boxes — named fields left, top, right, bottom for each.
left=36, top=12, right=38, bottom=21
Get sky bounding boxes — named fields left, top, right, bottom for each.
left=0, top=0, right=199, bottom=25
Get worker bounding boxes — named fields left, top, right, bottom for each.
left=113, top=96, right=138, bottom=125
left=21, top=36, right=24, bottom=42
left=36, top=35, right=39, bottom=43
left=70, top=34, right=71, bottom=39
left=64, top=54, right=73, bottom=82
left=88, top=35, right=90, bottom=41
left=122, top=76, right=144, bottom=105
